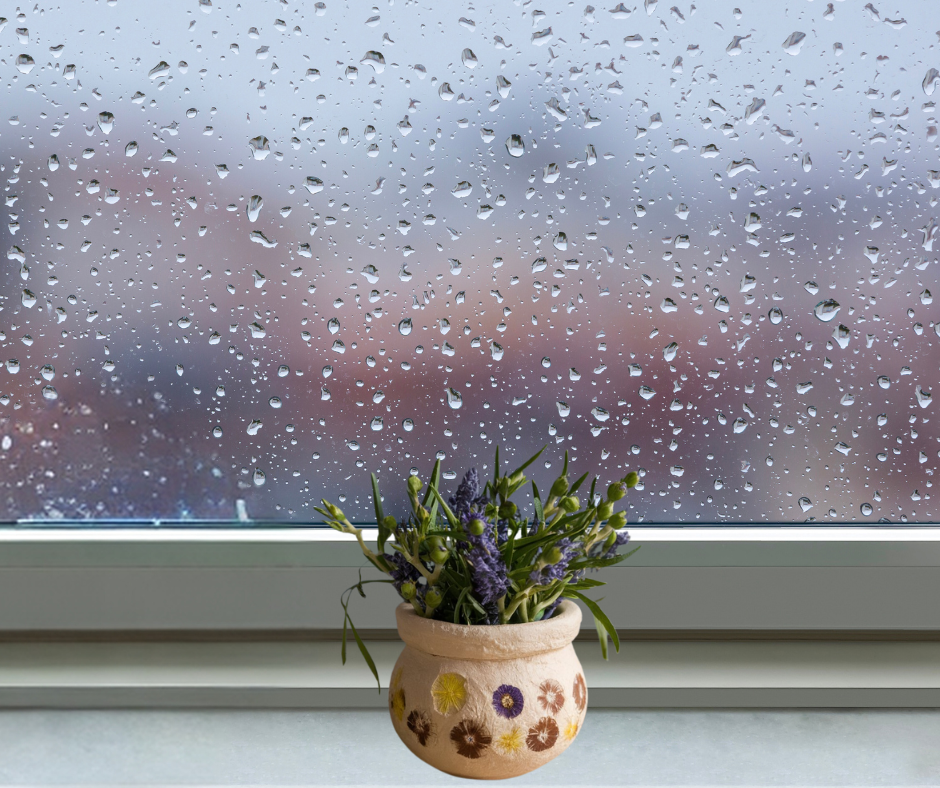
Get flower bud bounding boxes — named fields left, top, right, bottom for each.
left=608, top=511, right=627, bottom=530
left=430, top=547, right=449, bottom=564
left=603, top=531, right=617, bottom=553
left=509, top=470, right=525, bottom=488
left=550, top=475, right=569, bottom=499
left=400, top=582, right=417, bottom=600
left=596, top=500, right=614, bottom=521
left=382, top=515, right=397, bottom=531
left=607, top=481, right=626, bottom=501
left=328, top=502, right=345, bottom=520
left=485, top=503, right=499, bottom=519
left=498, top=501, right=517, bottom=519
left=561, top=495, right=580, bottom=513
left=468, top=518, right=486, bottom=536
left=425, top=588, right=443, bottom=610
left=544, top=546, right=564, bottom=565
left=407, top=475, right=423, bottom=494
left=497, top=477, right=510, bottom=499
left=624, top=471, right=639, bottom=489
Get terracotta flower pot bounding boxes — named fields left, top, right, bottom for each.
left=389, top=599, right=587, bottom=780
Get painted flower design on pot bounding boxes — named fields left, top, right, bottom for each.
left=537, top=678, right=565, bottom=715
left=573, top=672, right=587, bottom=712
left=493, top=726, right=525, bottom=756
left=564, top=718, right=580, bottom=741
left=407, top=709, right=433, bottom=747
left=491, top=684, right=524, bottom=719
left=450, top=719, right=492, bottom=759
left=526, top=717, right=559, bottom=752
left=431, top=672, right=468, bottom=715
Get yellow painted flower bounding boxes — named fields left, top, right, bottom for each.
left=564, top=718, right=580, bottom=741
left=493, top=726, right=525, bottom=755
left=390, top=687, right=406, bottom=721
left=431, top=672, right=467, bottom=715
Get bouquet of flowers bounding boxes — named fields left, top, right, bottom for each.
left=317, top=447, right=640, bottom=687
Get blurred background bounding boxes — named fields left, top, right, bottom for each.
left=0, top=0, right=938, bottom=524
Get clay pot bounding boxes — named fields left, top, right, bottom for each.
left=389, top=600, right=587, bottom=780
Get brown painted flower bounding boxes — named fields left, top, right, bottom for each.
left=537, top=678, right=565, bottom=715
left=573, top=672, right=587, bottom=711
left=407, top=709, right=433, bottom=747
left=450, top=719, right=492, bottom=759
left=526, top=717, right=559, bottom=752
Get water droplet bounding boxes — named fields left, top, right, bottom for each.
left=506, top=134, right=525, bottom=157
left=249, top=322, right=266, bottom=338
left=877, top=375, right=891, bottom=390
left=177, top=316, right=192, bottom=329
left=247, top=194, right=263, bottom=222
left=798, top=496, right=813, bottom=513
left=732, top=417, right=748, bottom=433
left=269, top=396, right=282, bottom=409
left=247, top=420, right=263, bottom=435
left=445, top=388, right=463, bottom=409
left=15, top=54, right=35, bottom=74
left=249, top=135, right=271, bottom=160
left=924, top=68, right=940, bottom=97
left=322, top=365, right=333, bottom=378
left=398, top=318, right=413, bottom=336
left=452, top=181, right=473, bottom=198
left=832, top=324, right=851, bottom=349
left=860, top=503, right=873, bottom=516
left=40, top=364, right=55, bottom=381
left=402, top=418, right=414, bottom=432
left=278, top=365, right=290, bottom=377
left=782, top=31, right=806, bottom=55
left=47, top=154, right=59, bottom=171
left=744, top=212, right=762, bottom=233
left=252, top=469, right=266, bottom=486
left=212, top=426, right=223, bottom=438
left=304, top=176, right=324, bottom=194
left=370, top=416, right=384, bottom=431
left=916, top=386, right=933, bottom=408
left=768, top=307, right=784, bottom=325
left=490, top=342, right=504, bottom=360
left=97, top=111, right=114, bottom=134
left=591, top=406, right=610, bottom=422
left=814, top=299, right=841, bottom=322
left=461, top=48, right=478, bottom=68
left=557, top=401, right=571, bottom=417
left=148, top=60, right=171, bottom=79
left=663, top=342, right=678, bottom=362
left=21, top=289, right=36, bottom=308
left=639, top=386, right=656, bottom=400
left=802, top=153, right=812, bottom=172
left=328, top=317, right=341, bottom=334
left=360, top=50, right=385, bottom=73
left=125, top=141, right=138, bottom=157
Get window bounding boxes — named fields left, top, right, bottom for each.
left=1, top=2, right=937, bottom=525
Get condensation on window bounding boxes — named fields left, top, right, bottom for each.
left=0, top=1, right=938, bottom=523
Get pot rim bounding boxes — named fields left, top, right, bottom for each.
left=395, top=599, right=582, bottom=660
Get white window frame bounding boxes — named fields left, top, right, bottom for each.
left=1, top=527, right=938, bottom=634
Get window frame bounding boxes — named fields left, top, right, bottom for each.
left=2, top=526, right=939, bottom=635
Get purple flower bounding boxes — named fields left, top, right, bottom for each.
left=383, top=550, right=421, bottom=596
left=587, top=529, right=632, bottom=561
left=492, top=684, right=524, bottom=719
left=529, top=537, right=582, bottom=586
left=449, top=468, right=481, bottom=519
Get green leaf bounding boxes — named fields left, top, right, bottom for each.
left=371, top=473, right=384, bottom=525
left=493, top=446, right=500, bottom=486
left=594, top=612, right=609, bottom=660
left=562, top=450, right=569, bottom=477
left=508, top=445, right=546, bottom=480
left=349, top=614, right=380, bottom=692
left=589, top=476, right=597, bottom=504
left=429, top=488, right=460, bottom=529
left=568, top=471, right=590, bottom=495
left=532, top=481, right=544, bottom=525
left=453, top=586, right=471, bottom=624
left=566, top=589, right=620, bottom=657
left=422, top=459, right=442, bottom=508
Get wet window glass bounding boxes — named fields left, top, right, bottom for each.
left=1, top=2, right=938, bottom=523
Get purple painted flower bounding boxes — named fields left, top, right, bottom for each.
left=492, top=684, right=524, bottom=719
